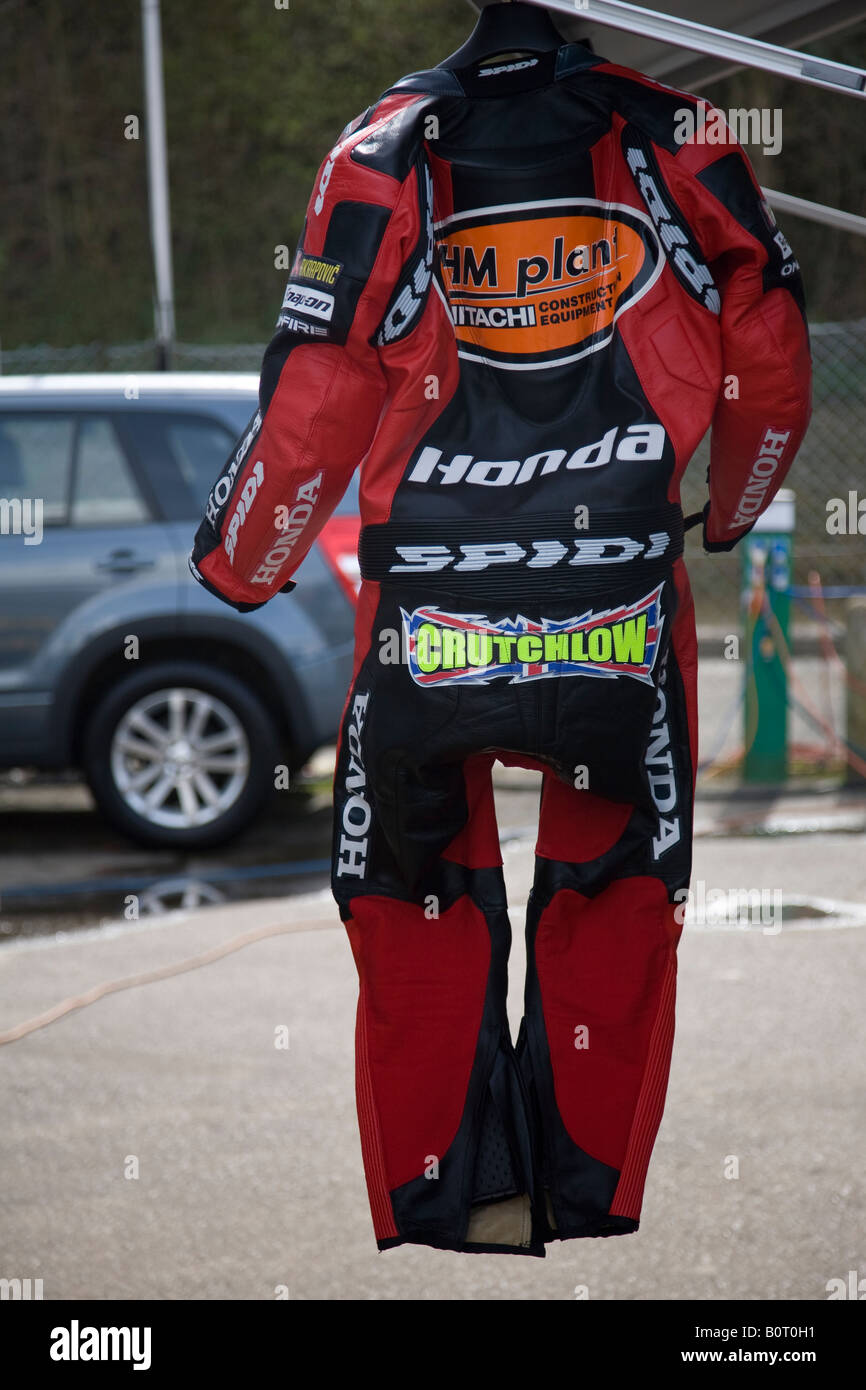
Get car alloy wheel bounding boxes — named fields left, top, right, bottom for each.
left=109, top=686, right=250, bottom=830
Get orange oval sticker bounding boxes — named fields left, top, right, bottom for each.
left=436, top=200, right=662, bottom=370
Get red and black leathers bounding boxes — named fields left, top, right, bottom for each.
left=191, top=41, right=812, bottom=1255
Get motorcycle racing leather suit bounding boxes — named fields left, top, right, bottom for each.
left=191, top=42, right=812, bottom=1256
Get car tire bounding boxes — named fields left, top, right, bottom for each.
left=82, top=661, right=281, bottom=848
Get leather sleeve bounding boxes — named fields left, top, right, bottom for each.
left=662, top=120, right=812, bottom=548
left=189, top=100, right=427, bottom=611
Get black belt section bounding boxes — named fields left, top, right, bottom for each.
left=359, top=503, right=684, bottom=601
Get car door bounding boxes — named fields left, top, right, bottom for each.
left=0, top=408, right=178, bottom=762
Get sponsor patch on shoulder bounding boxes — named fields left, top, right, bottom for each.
left=293, top=253, right=343, bottom=287
left=400, top=584, right=664, bottom=687
left=275, top=312, right=330, bottom=337
left=280, top=282, right=335, bottom=322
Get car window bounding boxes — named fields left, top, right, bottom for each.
left=166, top=417, right=238, bottom=510
left=0, top=415, right=75, bottom=524
left=0, top=413, right=150, bottom=526
left=71, top=417, right=149, bottom=525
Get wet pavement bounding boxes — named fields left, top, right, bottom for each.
left=0, top=769, right=334, bottom=940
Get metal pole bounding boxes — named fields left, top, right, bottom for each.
left=141, top=0, right=175, bottom=370
left=525, top=0, right=866, bottom=98
left=470, top=6, right=866, bottom=237
left=763, top=188, right=866, bottom=239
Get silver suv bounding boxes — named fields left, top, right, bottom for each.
left=0, top=373, right=360, bottom=847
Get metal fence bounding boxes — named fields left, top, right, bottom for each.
left=0, top=341, right=264, bottom=374
left=679, top=318, right=866, bottom=624
left=2, top=319, right=864, bottom=626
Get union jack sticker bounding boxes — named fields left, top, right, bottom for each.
left=400, top=583, right=665, bottom=687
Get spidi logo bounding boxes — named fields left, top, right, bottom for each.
left=478, top=57, right=539, bottom=77
left=624, top=140, right=720, bottom=315
left=224, top=459, right=264, bottom=565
